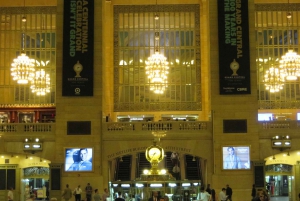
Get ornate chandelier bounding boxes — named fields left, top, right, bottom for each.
left=145, top=8, right=169, bottom=94
left=263, top=65, right=285, bottom=93
left=11, top=3, right=35, bottom=84
left=30, top=69, right=51, bottom=96
left=280, top=50, right=300, bottom=81
left=279, top=4, right=300, bottom=81
left=11, top=52, right=35, bottom=84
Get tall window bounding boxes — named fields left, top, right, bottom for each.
left=256, top=4, right=300, bottom=109
left=114, top=5, right=201, bottom=111
left=0, top=7, right=56, bottom=105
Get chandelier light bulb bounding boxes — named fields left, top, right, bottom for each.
left=11, top=53, right=36, bottom=84
left=30, top=69, right=51, bottom=96
left=279, top=50, right=300, bottom=81
left=263, top=65, right=285, bottom=93
left=145, top=51, right=169, bottom=94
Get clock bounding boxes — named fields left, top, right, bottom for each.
left=145, top=144, right=164, bottom=162
left=230, top=59, right=239, bottom=76
left=73, top=61, right=83, bottom=77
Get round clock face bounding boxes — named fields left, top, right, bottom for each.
left=231, top=63, right=239, bottom=70
left=148, top=147, right=161, bottom=160
left=73, top=61, right=83, bottom=71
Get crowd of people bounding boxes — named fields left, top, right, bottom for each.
left=60, top=183, right=110, bottom=201
left=7, top=183, right=269, bottom=201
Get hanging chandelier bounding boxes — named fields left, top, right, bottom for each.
left=263, top=65, right=285, bottom=93
left=10, top=0, right=35, bottom=84
left=145, top=6, right=169, bottom=94
left=280, top=50, right=300, bottom=81
left=30, top=69, right=51, bottom=96
left=11, top=52, right=36, bottom=84
left=279, top=2, right=300, bottom=81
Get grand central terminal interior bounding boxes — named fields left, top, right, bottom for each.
left=0, top=0, right=300, bottom=201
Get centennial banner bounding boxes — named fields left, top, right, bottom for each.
left=218, top=0, right=251, bottom=94
left=62, top=0, right=94, bottom=96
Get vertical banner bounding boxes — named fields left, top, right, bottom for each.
left=217, top=0, right=251, bottom=94
left=62, top=0, right=94, bottom=96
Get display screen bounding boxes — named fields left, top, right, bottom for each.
left=65, top=148, right=93, bottom=172
left=222, top=146, right=250, bottom=170
left=258, top=113, right=273, bottom=121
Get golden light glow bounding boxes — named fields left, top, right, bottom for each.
left=11, top=53, right=35, bottom=84
left=280, top=50, right=300, bottom=81
left=263, top=65, right=285, bottom=93
left=145, top=51, right=169, bottom=94
left=30, top=69, right=51, bottom=96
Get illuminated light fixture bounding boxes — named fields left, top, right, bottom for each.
left=32, top=144, right=41, bottom=148
left=160, top=169, right=167, bottom=174
left=30, top=69, right=51, bottom=96
left=10, top=0, right=35, bottom=84
left=182, top=183, right=191, bottom=187
left=263, top=65, right=285, bottom=93
left=272, top=135, right=291, bottom=151
left=35, top=138, right=39, bottom=142
left=145, top=2, right=169, bottom=94
left=280, top=50, right=300, bottom=80
left=279, top=3, right=300, bottom=81
left=112, top=184, right=118, bottom=187
left=193, top=183, right=199, bottom=186
left=169, top=183, right=177, bottom=187
left=150, top=183, right=163, bottom=187
left=143, top=169, right=149, bottom=174
left=135, top=183, right=144, bottom=188
left=121, top=184, right=130, bottom=188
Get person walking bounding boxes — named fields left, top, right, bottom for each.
left=62, top=184, right=73, bottom=201
left=7, top=187, right=14, bottom=201
left=74, top=185, right=82, bottom=201
left=251, top=184, right=256, bottom=200
left=219, top=188, right=227, bottom=201
left=225, top=185, right=232, bottom=201
left=85, top=183, right=93, bottom=201
left=102, top=188, right=110, bottom=201
left=115, top=191, right=125, bottom=201
left=198, top=187, right=211, bottom=201
left=94, top=189, right=101, bottom=201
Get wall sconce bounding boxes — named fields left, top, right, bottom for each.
left=272, top=135, right=291, bottom=151
left=23, top=138, right=43, bottom=154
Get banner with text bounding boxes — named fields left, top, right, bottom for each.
left=218, top=0, right=251, bottom=95
left=62, top=0, right=94, bottom=96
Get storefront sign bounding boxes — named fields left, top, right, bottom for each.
left=218, top=0, right=251, bottom=94
left=62, top=0, right=94, bottom=96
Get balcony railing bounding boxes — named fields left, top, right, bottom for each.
left=0, top=123, right=55, bottom=134
left=103, top=121, right=211, bottom=132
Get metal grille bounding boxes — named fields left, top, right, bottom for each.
left=0, top=7, right=56, bottom=105
left=255, top=4, right=300, bottom=109
left=114, top=5, right=201, bottom=111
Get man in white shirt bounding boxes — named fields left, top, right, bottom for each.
left=198, top=187, right=211, bottom=201
left=74, top=185, right=82, bottom=201
left=7, top=187, right=14, bottom=201
left=219, top=188, right=227, bottom=201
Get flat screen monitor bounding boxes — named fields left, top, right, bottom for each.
left=65, top=148, right=93, bottom=172
left=222, top=146, right=250, bottom=170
